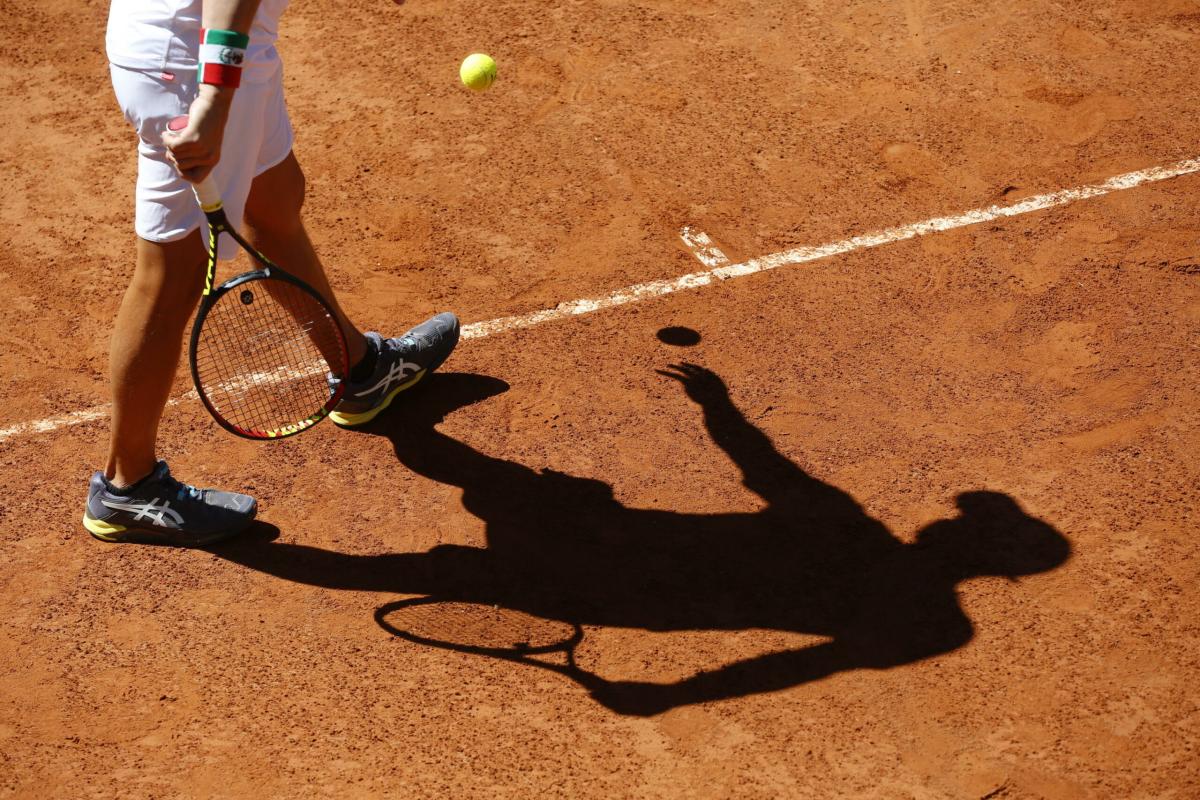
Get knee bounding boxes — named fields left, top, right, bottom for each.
left=132, top=265, right=204, bottom=321
left=132, top=235, right=207, bottom=314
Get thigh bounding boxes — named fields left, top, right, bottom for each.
left=253, top=65, right=295, bottom=181
left=244, top=150, right=305, bottom=237
left=244, top=71, right=300, bottom=236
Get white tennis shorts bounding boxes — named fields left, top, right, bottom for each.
left=109, top=62, right=294, bottom=259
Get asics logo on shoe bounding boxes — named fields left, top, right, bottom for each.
left=353, top=359, right=422, bottom=398
left=101, top=498, right=185, bottom=528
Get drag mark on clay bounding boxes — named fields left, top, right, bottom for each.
left=679, top=227, right=731, bottom=268
left=3, top=157, right=1198, bottom=444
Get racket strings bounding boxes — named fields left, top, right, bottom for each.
left=194, top=278, right=346, bottom=435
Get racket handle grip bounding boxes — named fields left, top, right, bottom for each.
left=193, top=175, right=223, bottom=210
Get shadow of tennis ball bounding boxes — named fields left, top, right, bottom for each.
left=656, top=326, right=702, bottom=347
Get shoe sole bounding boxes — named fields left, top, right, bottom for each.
left=82, top=511, right=255, bottom=547
left=329, top=368, right=428, bottom=427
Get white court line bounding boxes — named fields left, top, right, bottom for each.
left=3, top=156, right=1198, bottom=445
left=461, top=156, right=1199, bottom=339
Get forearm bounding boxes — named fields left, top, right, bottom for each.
left=202, top=0, right=262, bottom=33
left=169, top=0, right=262, bottom=178
left=198, top=0, right=261, bottom=103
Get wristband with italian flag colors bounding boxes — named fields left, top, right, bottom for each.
left=197, top=28, right=249, bottom=88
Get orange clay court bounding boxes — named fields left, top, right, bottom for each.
left=1, top=1, right=1198, bottom=797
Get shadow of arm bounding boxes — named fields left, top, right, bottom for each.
left=578, top=604, right=974, bottom=716
left=581, top=640, right=858, bottom=716
left=660, top=364, right=829, bottom=508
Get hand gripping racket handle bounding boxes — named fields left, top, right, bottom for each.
left=166, top=114, right=223, bottom=211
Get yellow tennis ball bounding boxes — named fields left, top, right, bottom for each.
left=460, top=53, right=497, bottom=92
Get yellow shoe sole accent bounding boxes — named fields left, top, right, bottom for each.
left=330, top=370, right=426, bottom=427
left=83, top=511, right=256, bottom=547
left=82, top=512, right=126, bottom=542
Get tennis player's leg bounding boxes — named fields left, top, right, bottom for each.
left=86, top=66, right=258, bottom=545
left=242, top=151, right=460, bottom=428
left=241, top=151, right=369, bottom=366
left=238, top=64, right=458, bottom=426
left=86, top=228, right=257, bottom=546
left=105, top=234, right=205, bottom=487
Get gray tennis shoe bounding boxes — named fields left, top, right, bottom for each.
left=83, top=461, right=257, bottom=546
left=330, top=312, right=460, bottom=427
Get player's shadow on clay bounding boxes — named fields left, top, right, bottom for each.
left=214, top=367, right=1070, bottom=716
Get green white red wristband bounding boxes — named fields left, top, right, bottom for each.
left=197, top=28, right=249, bottom=88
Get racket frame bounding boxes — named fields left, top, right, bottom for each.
left=187, top=177, right=349, bottom=440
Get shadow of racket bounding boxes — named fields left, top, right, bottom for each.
left=375, top=596, right=591, bottom=680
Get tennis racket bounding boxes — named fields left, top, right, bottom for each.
left=177, top=119, right=350, bottom=439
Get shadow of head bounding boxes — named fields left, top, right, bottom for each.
left=916, top=491, right=1071, bottom=579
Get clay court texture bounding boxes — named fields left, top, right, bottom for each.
left=2, top=0, right=1199, bottom=797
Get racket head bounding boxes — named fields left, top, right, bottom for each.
left=189, top=269, right=350, bottom=440
left=375, top=597, right=584, bottom=659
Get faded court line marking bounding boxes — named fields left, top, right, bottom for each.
left=3, top=156, right=1198, bottom=445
